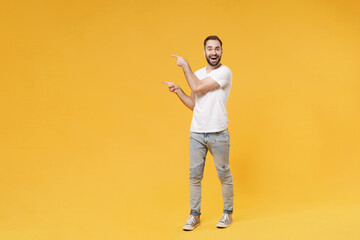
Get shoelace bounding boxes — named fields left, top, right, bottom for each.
left=186, top=216, right=196, bottom=224
left=220, top=214, right=229, bottom=223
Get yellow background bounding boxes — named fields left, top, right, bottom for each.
left=1, top=0, right=360, bottom=239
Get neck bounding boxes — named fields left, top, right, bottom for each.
left=206, top=63, right=222, bottom=72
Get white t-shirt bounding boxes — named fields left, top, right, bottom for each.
left=190, top=64, right=232, bottom=133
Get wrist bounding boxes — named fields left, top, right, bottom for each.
left=182, top=64, right=190, bottom=71
left=175, top=87, right=182, bottom=94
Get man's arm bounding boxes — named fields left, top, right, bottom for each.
left=162, top=81, right=195, bottom=110
left=171, top=55, right=220, bottom=93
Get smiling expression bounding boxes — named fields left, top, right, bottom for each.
left=204, top=39, right=223, bottom=67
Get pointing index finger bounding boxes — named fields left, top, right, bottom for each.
left=170, top=54, right=179, bottom=58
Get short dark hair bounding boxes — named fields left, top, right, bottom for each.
left=204, top=35, right=223, bottom=48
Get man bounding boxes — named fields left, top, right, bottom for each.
left=163, top=35, right=234, bottom=231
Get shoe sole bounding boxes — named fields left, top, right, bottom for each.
left=183, top=223, right=200, bottom=231
left=216, top=223, right=232, bottom=228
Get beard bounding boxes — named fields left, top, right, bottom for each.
left=206, top=54, right=222, bottom=67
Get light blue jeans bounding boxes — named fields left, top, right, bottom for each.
left=189, top=129, right=234, bottom=216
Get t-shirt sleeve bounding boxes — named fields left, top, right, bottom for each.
left=210, top=67, right=232, bottom=87
left=194, top=69, right=201, bottom=79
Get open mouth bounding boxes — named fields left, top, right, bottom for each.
left=207, top=55, right=221, bottom=66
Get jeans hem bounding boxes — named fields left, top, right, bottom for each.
left=190, top=210, right=201, bottom=216
left=224, top=209, right=233, bottom=214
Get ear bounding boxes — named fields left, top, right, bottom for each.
left=203, top=49, right=206, bottom=55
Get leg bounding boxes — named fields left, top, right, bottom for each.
left=189, top=132, right=208, bottom=216
left=208, top=129, right=234, bottom=214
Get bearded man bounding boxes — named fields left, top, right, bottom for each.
left=163, top=35, right=234, bottom=231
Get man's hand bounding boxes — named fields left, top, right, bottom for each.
left=162, top=81, right=180, bottom=93
left=171, top=55, right=189, bottom=68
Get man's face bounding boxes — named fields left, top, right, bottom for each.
left=204, top=40, right=222, bottom=67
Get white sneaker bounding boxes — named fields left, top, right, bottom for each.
left=183, top=215, right=200, bottom=231
left=216, top=213, right=233, bottom=228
